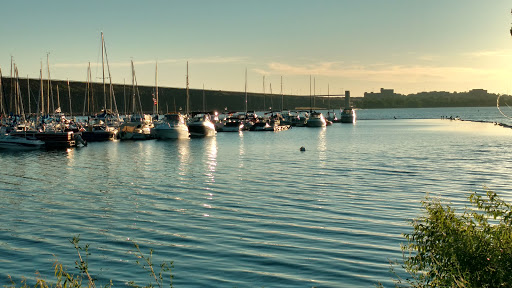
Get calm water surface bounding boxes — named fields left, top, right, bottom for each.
left=1, top=107, right=512, bottom=287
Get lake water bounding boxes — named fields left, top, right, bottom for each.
left=1, top=107, right=512, bottom=287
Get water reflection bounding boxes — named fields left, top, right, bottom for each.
left=317, top=127, right=327, bottom=163
left=204, top=137, right=218, bottom=184
left=177, top=139, right=191, bottom=177
left=238, top=132, right=245, bottom=169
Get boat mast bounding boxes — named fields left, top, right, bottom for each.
left=67, top=79, right=72, bottom=117
left=0, top=67, right=4, bottom=118
left=10, top=56, right=13, bottom=113
left=101, top=32, right=106, bottom=112
left=123, top=78, right=126, bottom=115
left=13, top=64, right=18, bottom=116
left=27, top=75, right=31, bottom=116
left=47, top=53, right=53, bottom=115
left=262, top=75, right=265, bottom=112
left=84, top=63, right=90, bottom=116
left=309, top=75, right=312, bottom=112
left=270, top=83, right=273, bottom=111
left=244, top=68, right=247, bottom=114
left=314, top=77, right=316, bottom=108
left=131, top=60, right=136, bottom=114
left=56, top=85, right=60, bottom=113
left=280, top=76, right=283, bottom=111
left=15, top=66, right=25, bottom=122
left=202, top=84, right=205, bottom=112
left=155, top=61, right=158, bottom=114
left=40, top=62, right=44, bottom=116
left=37, top=66, right=42, bottom=123
left=14, top=65, right=19, bottom=117
left=186, top=61, right=189, bottom=115
left=102, top=34, right=118, bottom=117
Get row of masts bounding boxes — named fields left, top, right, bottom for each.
left=1, top=32, right=347, bottom=121
left=0, top=56, right=75, bottom=121
left=2, top=65, right=343, bottom=120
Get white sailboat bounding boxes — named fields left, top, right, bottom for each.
left=82, top=33, right=120, bottom=142
left=184, top=62, right=216, bottom=137
left=306, top=76, right=326, bottom=127
left=119, top=60, right=153, bottom=140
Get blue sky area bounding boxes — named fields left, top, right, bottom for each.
left=1, top=0, right=512, bottom=97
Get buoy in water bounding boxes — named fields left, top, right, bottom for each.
left=300, top=146, right=306, bottom=151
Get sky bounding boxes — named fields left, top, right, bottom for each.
left=1, top=0, right=512, bottom=98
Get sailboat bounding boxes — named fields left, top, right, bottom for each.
left=119, top=60, right=153, bottom=140
left=325, top=84, right=337, bottom=123
left=152, top=62, right=189, bottom=139
left=306, top=76, right=326, bottom=127
left=184, top=62, right=216, bottom=137
left=0, top=70, right=45, bottom=150
left=82, top=33, right=120, bottom=141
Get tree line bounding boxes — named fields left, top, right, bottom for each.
left=1, top=77, right=507, bottom=115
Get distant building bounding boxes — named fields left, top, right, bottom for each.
left=364, top=88, right=395, bottom=99
left=469, top=89, right=487, bottom=94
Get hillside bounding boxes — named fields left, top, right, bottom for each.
left=1, top=77, right=507, bottom=115
left=0, top=77, right=346, bottom=115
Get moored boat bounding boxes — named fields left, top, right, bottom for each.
left=0, top=134, right=45, bottom=150
left=153, top=113, right=189, bottom=139
left=340, top=108, right=356, bottom=123
left=10, top=130, right=77, bottom=148
left=306, top=111, right=327, bottom=127
left=119, top=114, right=153, bottom=140
left=187, top=113, right=216, bottom=137
left=340, top=90, right=356, bottom=124
left=81, top=124, right=118, bottom=142
left=221, top=113, right=245, bottom=132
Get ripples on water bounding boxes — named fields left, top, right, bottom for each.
left=1, top=107, right=512, bottom=287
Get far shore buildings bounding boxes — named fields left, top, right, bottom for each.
left=363, top=88, right=488, bottom=98
left=364, top=88, right=398, bottom=99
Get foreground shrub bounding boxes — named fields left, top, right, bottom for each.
left=4, top=235, right=173, bottom=288
left=385, top=190, right=512, bottom=287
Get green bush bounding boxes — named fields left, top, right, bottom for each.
left=384, top=190, right=512, bottom=287
left=4, top=235, right=173, bottom=288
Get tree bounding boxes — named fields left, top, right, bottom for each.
left=385, top=190, right=512, bottom=287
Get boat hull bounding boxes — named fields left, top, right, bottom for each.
left=221, top=122, right=244, bottom=132
left=306, top=119, right=326, bottom=127
left=153, top=125, right=189, bottom=139
left=340, top=109, right=356, bottom=123
left=188, top=125, right=216, bottom=137
left=81, top=130, right=118, bottom=142
left=187, top=118, right=216, bottom=137
left=0, top=136, right=45, bottom=150
left=119, top=124, right=152, bottom=140
left=10, top=131, right=76, bottom=148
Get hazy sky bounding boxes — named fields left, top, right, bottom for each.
left=1, top=0, right=512, bottom=98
